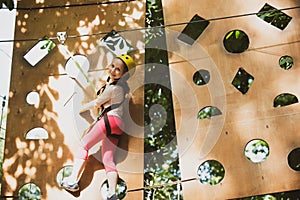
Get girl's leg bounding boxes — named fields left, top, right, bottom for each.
left=63, top=158, right=86, bottom=184
left=64, top=119, right=107, bottom=185
left=107, top=171, right=118, bottom=197
left=102, top=136, right=119, bottom=197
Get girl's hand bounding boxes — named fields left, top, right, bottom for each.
left=91, top=106, right=100, bottom=119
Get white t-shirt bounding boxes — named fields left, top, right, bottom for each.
left=81, top=83, right=125, bottom=119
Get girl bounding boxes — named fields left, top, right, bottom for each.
left=61, top=54, right=135, bottom=200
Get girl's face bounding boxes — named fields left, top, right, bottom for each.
left=108, top=58, right=126, bottom=81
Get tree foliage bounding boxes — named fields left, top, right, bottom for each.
left=144, top=0, right=182, bottom=199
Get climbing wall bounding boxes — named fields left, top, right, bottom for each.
left=1, top=0, right=145, bottom=199
left=164, top=0, right=300, bottom=199
left=2, top=0, right=300, bottom=199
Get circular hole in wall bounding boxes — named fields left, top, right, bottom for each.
left=26, top=91, right=40, bottom=107
left=274, top=93, right=298, bottom=108
left=279, top=55, right=293, bottom=70
left=244, top=139, right=270, bottom=163
left=223, top=29, right=250, bottom=53
left=56, top=165, right=73, bottom=187
left=26, top=127, right=49, bottom=140
left=197, top=159, right=225, bottom=185
left=197, top=106, right=222, bottom=119
left=18, top=183, right=41, bottom=200
left=65, top=54, right=90, bottom=78
left=193, top=69, right=210, bottom=85
left=287, top=148, right=300, bottom=171
left=100, top=177, right=127, bottom=200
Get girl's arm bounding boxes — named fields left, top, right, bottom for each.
left=80, top=86, right=112, bottom=113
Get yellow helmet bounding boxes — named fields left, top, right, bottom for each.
left=117, top=54, right=135, bottom=76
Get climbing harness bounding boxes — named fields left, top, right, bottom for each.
left=96, top=77, right=125, bottom=139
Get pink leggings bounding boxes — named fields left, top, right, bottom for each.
left=76, top=115, right=124, bottom=173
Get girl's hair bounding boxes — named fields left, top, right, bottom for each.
left=117, top=77, right=130, bottom=95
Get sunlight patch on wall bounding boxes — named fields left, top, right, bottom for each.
left=35, top=0, right=44, bottom=4
left=77, top=15, right=100, bottom=41
left=4, top=174, right=17, bottom=191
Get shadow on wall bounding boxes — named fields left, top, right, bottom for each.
left=2, top=0, right=144, bottom=198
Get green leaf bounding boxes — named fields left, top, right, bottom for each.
left=225, top=31, right=234, bottom=40
left=235, top=30, right=240, bottom=39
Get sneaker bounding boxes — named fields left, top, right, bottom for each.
left=107, top=194, right=118, bottom=200
left=61, top=181, right=79, bottom=192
